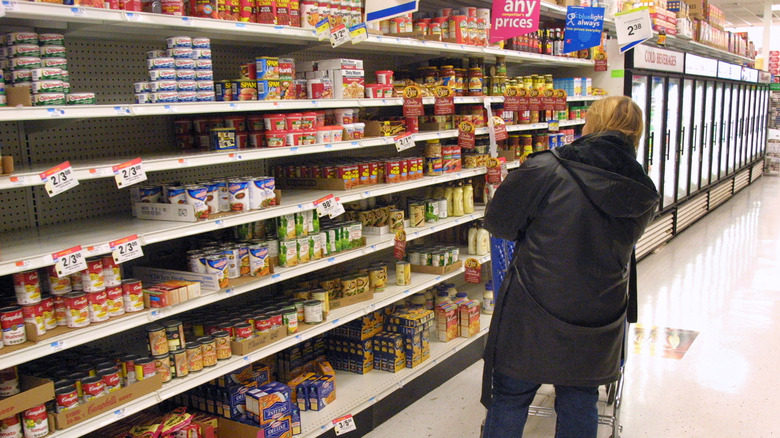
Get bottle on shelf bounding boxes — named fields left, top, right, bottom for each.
left=452, top=181, right=465, bottom=217
left=463, top=179, right=475, bottom=214
left=435, top=290, right=450, bottom=306
left=468, top=221, right=479, bottom=255
left=483, top=280, right=495, bottom=314
left=476, top=221, right=491, bottom=256
left=444, top=183, right=454, bottom=217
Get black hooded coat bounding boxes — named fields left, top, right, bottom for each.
left=481, top=131, right=660, bottom=406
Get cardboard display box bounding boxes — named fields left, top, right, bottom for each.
left=54, top=374, right=163, bottom=430
left=231, top=325, right=286, bottom=356
left=218, top=416, right=293, bottom=438
left=410, top=260, right=463, bottom=275
left=329, top=289, right=374, bottom=311
left=0, top=376, right=54, bottom=419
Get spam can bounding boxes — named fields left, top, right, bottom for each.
left=257, top=80, right=281, bottom=100
left=67, top=93, right=96, bottom=105
left=230, top=80, right=258, bottom=101
left=32, top=68, right=62, bottom=81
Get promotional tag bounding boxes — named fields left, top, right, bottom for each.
left=504, top=86, right=521, bottom=112
left=458, top=121, right=476, bottom=149
left=395, top=133, right=416, bottom=152
left=615, top=7, right=652, bottom=51
left=517, top=87, right=530, bottom=112
left=316, top=18, right=331, bottom=40
left=486, top=157, right=508, bottom=184
left=433, top=85, right=455, bottom=115
left=394, top=230, right=407, bottom=260
left=112, top=157, right=147, bottom=189
left=110, top=234, right=144, bottom=264
left=52, top=246, right=88, bottom=278
left=330, top=24, right=350, bottom=47
left=491, top=116, right=508, bottom=142
left=349, top=23, right=368, bottom=44
left=333, top=414, right=357, bottom=436
left=402, top=86, right=425, bottom=117
left=465, top=258, right=482, bottom=284
left=541, top=89, right=556, bottom=111
left=314, top=194, right=345, bottom=219
left=40, top=161, right=79, bottom=197
left=528, top=88, right=542, bottom=112
left=548, top=120, right=560, bottom=132
left=554, top=89, right=568, bottom=111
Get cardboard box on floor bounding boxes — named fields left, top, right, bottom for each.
left=0, top=376, right=54, bottom=418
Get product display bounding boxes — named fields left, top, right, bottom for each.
left=135, top=36, right=215, bottom=103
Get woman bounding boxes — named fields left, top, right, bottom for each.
left=481, top=96, right=660, bottom=437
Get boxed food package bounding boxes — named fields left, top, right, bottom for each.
left=296, top=58, right=364, bottom=73
left=683, top=0, right=706, bottom=19
left=372, top=331, right=405, bottom=373
left=458, top=300, right=481, bottom=338
left=245, top=384, right=293, bottom=425
left=436, top=301, right=459, bottom=342
left=677, top=18, right=694, bottom=39
left=705, top=3, right=724, bottom=30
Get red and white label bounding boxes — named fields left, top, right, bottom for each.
left=110, top=234, right=144, bottom=264
left=52, top=245, right=87, bottom=277
left=314, top=195, right=345, bottom=219
left=40, top=161, right=79, bottom=197
left=333, top=414, right=356, bottom=436
left=395, top=133, right=416, bottom=152
left=112, top=157, right=147, bottom=188
left=465, top=258, right=482, bottom=283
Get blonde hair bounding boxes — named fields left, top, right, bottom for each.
left=584, top=96, right=644, bottom=149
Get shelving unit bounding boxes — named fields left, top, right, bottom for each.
left=0, top=2, right=602, bottom=436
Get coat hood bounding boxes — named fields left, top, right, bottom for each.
left=551, top=132, right=660, bottom=219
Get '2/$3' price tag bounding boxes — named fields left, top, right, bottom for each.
left=110, top=234, right=144, bottom=264
left=40, top=161, right=79, bottom=197
left=112, top=157, right=147, bottom=189
left=52, top=245, right=88, bottom=278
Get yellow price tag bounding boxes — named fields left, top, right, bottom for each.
left=349, top=23, right=368, bottom=44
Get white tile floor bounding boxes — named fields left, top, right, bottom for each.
left=365, top=174, right=780, bottom=437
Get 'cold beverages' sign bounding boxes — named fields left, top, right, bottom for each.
left=490, top=0, right=540, bottom=44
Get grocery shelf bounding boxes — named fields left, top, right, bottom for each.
left=0, top=168, right=491, bottom=275
left=300, top=313, right=492, bottom=437
left=0, top=207, right=486, bottom=369
left=45, top=250, right=491, bottom=438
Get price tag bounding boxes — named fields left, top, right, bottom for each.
left=229, top=153, right=243, bottom=161
left=314, top=195, right=346, bottom=219
left=2, top=1, right=16, bottom=12
left=70, top=7, right=86, bottom=16
left=110, top=234, right=144, bottom=264
left=330, top=24, right=350, bottom=48
left=50, top=340, right=65, bottom=352
left=333, top=415, right=357, bottom=436
left=349, top=23, right=368, bottom=44
left=465, top=258, right=482, bottom=283
left=181, top=16, right=193, bottom=25
left=15, top=260, right=31, bottom=269
left=395, top=133, right=416, bottom=152
left=52, top=246, right=87, bottom=278
left=164, top=105, right=177, bottom=113
left=47, top=108, right=65, bottom=117
left=9, top=176, right=28, bottom=186
left=178, top=158, right=191, bottom=167
left=615, top=7, right=652, bottom=48
left=112, top=157, right=147, bottom=188
left=124, top=12, right=142, bottom=21
left=149, top=309, right=163, bottom=321
left=40, top=161, right=79, bottom=197
left=0, top=1, right=5, bottom=17
left=316, top=18, right=331, bottom=40
left=114, top=106, right=131, bottom=115
left=548, top=120, right=560, bottom=132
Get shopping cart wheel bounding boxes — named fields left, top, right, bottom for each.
left=606, top=382, right=617, bottom=406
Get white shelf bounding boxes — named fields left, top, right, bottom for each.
left=0, top=207, right=485, bottom=369
left=45, top=250, right=491, bottom=438
left=0, top=167, right=493, bottom=277
left=301, top=313, right=493, bottom=437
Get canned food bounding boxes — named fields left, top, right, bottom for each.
left=146, top=324, right=169, bottom=356
left=81, top=376, right=107, bottom=401
left=185, top=184, right=209, bottom=220
left=303, top=300, right=323, bottom=324
left=228, top=179, right=249, bottom=211
left=408, top=202, right=425, bottom=227
left=205, top=255, right=230, bottom=289
left=192, top=37, right=211, bottom=48
left=166, top=36, right=193, bottom=48
left=248, top=244, right=270, bottom=277
left=21, top=404, right=49, bottom=438
left=120, top=354, right=139, bottom=386
left=97, top=368, right=121, bottom=392
left=52, top=296, right=67, bottom=326
left=101, top=255, right=121, bottom=287
left=133, top=356, right=156, bottom=381
left=149, top=69, right=176, bottom=81
left=21, top=303, right=45, bottom=336
left=13, top=270, right=41, bottom=305
left=197, top=336, right=217, bottom=367
left=165, top=320, right=185, bottom=351
left=297, top=236, right=311, bottom=264
left=153, top=353, right=172, bottom=383
left=212, top=331, right=232, bottom=360
left=278, top=239, right=298, bottom=267
left=122, top=278, right=144, bottom=312
left=396, top=261, right=411, bottom=286
left=64, top=292, right=90, bottom=328
left=46, top=265, right=72, bottom=296
left=5, top=32, right=39, bottom=45
left=170, top=348, right=188, bottom=378
left=185, top=342, right=203, bottom=372
left=281, top=306, right=298, bottom=335
left=148, top=57, right=175, bottom=70
left=82, top=257, right=105, bottom=292
left=40, top=45, right=66, bottom=58
left=55, top=386, right=80, bottom=413
left=234, top=322, right=253, bottom=341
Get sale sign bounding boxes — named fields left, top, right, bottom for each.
left=490, top=0, right=541, bottom=44
left=563, top=6, right=605, bottom=54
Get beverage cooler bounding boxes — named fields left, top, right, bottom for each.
left=623, top=46, right=770, bottom=213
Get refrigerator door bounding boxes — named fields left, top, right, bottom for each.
left=728, top=83, right=738, bottom=174
left=702, top=81, right=715, bottom=188
left=662, top=77, right=681, bottom=207
left=721, top=83, right=732, bottom=177
left=632, top=75, right=650, bottom=171
left=689, top=80, right=705, bottom=193
left=679, top=79, right=694, bottom=199
left=747, top=85, right=756, bottom=162
left=736, top=84, right=747, bottom=169
left=712, top=82, right=724, bottom=183
left=649, top=76, right=666, bottom=203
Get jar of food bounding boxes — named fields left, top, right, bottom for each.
left=197, top=336, right=218, bottom=367
left=185, top=342, right=203, bottom=372
left=467, top=68, right=483, bottom=96
left=439, top=65, right=455, bottom=88
left=153, top=353, right=172, bottom=383
left=212, top=331, right=232, bottom=360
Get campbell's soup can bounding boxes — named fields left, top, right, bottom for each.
left=120, top=354, right=139, bottom=386
left=0, top=414, right=22, bottom=438
left=86, top=290, right=109, bottom=323
left=101, top=256, right=122, bottom=287
left=105, top=286, right=124, bottom=317
left=0, top=367, right=20, bottom=397
left=98, top=368, right=121, bottom=392
left=122, top=279, right=144, bottom=312
left=39, top=296, right=56, bottom=330
left=21, top=404, right=48, bottom=438
left=46, top=265, right=72, bottom=295
left=21, top=304, right=45, bottom=337
left=81, top=257, right=105, bottom=292
left=0, top=307, right=27, bottom=346
left=69, top=272, right=83, bottom=291
left=12, top=271, right=41, bottom=305
left=63, top=292, right=90, bottom=328
left=52, top=296, right=67, bottom=326
left=81, top=376, right=106, bottom=402
left=55, top=386, right=79, bottom=413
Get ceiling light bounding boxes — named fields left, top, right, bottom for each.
left=773, top=4, right=780, bottom=11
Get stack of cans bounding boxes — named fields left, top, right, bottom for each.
left=135, top=36, right=214, bottom=104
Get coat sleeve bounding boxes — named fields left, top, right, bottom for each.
left=484, top=154, right=556, bottom=241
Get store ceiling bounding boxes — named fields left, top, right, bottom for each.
left=707, top=0, right=780, bottom=28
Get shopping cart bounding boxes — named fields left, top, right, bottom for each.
left=489, top=236, right=626, bottom=438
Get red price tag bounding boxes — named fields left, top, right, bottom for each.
left=434, top=85, right=455, bottom=115
left=458, top=121, right=476, bottom=149
left=486, top=157, right=507, bottom=184
left=40, top=161, right=79, bottom=197
left=492, top=116, right=508, bottom=142
left=112, top=157, right=147, bottom=189
left=402, top=86, right=425, bottom=117
left=465, top=258, right=482, bottom=283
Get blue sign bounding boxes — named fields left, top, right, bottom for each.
left=563, top=6, right=605, bottom=54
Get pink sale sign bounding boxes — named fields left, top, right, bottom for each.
left=490, top=0, right=541, bottom=44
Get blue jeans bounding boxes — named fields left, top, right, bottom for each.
left=483, top=371, right=599, bottom=438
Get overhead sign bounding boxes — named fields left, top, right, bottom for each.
left=563, top=6, right=605, bottom=54
left=717, top=61, right=741, bottom=81
left=631, top=45, right=684, bottom=73
left=614, top=7, right=652, bottom=52
left=684, top=53, right=718, bottom=77
left=490, top=0, right=541, bottom=44
left=365, top=0, right=417, bottom=22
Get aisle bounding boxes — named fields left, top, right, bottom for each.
left=364, top=175, right=780, bottom=437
